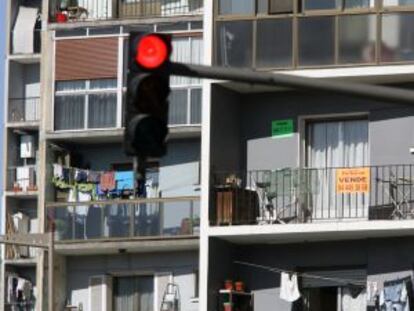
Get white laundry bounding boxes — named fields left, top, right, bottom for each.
left=53, top=164, right=63, bottom=179
left=77, top=191, right=91, bottom=216
left=280, top=272, right=301, bottom=302
left=367, top=281, right=378, bottom=302
left=16, top=277, right=32, bottom=301
left=342, top=287, right=367, bottom=311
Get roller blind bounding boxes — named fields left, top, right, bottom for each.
left=55, top=38, right=118, bottom=81
left=301, top=268, right=366, bottom=288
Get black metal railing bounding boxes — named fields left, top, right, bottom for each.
left=211, top=165, right=414, bottom=226
left=8, top=97, right=40, bottom=123
left=49, top=0, right=203, bottom=22
left=46, top=196, right=200, bottom=241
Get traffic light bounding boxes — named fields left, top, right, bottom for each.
left=124, top=32, right=172, bottom=158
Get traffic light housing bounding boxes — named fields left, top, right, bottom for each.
left=124, top=32, right=172, bottom=158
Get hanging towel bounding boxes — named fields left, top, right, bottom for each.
left=13, top=6, right=38, bottom=54
left=280, top=272, right=301, bottom=302
left=115, top=171, right=134, bottom=191
left=100, top=172, right=116, bottom=191
left=342, top=287, right=366, bottom=311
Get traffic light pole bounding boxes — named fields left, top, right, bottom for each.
left=170, top=62, right=414, bottom=105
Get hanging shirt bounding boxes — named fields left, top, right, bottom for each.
left=380, top=280, right=410, bottom=311
left=280, top=272, right=301, bottom=302
left=100, top=172, right=116, bottom=192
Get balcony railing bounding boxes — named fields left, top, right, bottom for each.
left=8, top=97, right=40, bottom=123
left=49, top=0, right=203, bottom=23
left=7, top=166, right=38, bottom=193
left=211, top=165, right=414, bottom=226
left=46, top=196, right=200, bottom=241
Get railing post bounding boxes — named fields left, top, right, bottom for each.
left=190, top=199, right=194, bottom=235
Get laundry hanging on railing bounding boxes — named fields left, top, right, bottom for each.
left=52, top=163, right=144, bottom=200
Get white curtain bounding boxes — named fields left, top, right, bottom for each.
left=308, top=120, right=369, bottom=219
left=114, top=276, right=154, bottom=311
left=171, top=37, right=203, bottom=87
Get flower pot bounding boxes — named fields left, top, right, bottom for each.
left=224, top=280, right=233, bottom=290
left=235, top=281, right=244, bottom=292
left=223, top=303, right=233, bottom=311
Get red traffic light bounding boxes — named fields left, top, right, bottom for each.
left=135, top=34, right=170, bottom=70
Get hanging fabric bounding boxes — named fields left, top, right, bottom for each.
left=380, top=278, right=410, bottom=311
left=280, top=272, right=301, bottom=302
left=342, top=286, right=366, bottom=311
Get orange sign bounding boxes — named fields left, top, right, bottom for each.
left=336, top=168, right=370, bottom=193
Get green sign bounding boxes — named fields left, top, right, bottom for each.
left=272, top=119, right=294, bottom=138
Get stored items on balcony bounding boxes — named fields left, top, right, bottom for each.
left=219, top=280, right=253, bottom=311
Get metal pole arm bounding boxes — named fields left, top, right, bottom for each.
left=170, top=62, right=414, bottom=106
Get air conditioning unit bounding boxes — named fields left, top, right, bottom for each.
left=89, top=275, right=113, bottom=311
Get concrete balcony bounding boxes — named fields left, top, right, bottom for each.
left=209, top=165, right=414, bottom=243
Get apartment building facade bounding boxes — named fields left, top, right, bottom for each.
left=2, top=0, right=203, bottom=310
left=200, top=1, right=414, bottom=311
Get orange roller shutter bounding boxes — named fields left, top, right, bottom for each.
left=55, top=37, right=118, bottom=81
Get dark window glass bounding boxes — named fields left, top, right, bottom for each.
left=269, top=0, right=294, bottom=13
left=157, top=22, right=189, bottom=32
left=256, top=18, right=293, bottom=68
left=54, top=96, right=85, bottom=130
left=88, top=93, right=117, bottom=128
left=339, top=14, right=376, bottom=64
left=304, top=0, right=339, bottom=10
left=298, top=16, right=335, bottom=66
left=216, top=21, right=253, bottom=68
left=381, top=13, right=414, bottom=62
left=344, top=0, right=373, bottom=9
left=218, top=0, right=255, bottom=15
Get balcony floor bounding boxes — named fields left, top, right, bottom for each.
left=208, top=219, right=414, bottom=245
left=54, top=235, right=198, bottom=255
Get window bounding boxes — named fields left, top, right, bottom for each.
left=304, top=0, right=339, bottom=10
left=381, top=13, right=414, bottom=62
left=216, top=21, right=253, bottom=68
left=338, top=14, right=376, bottom=64
left=113, top=276, right=154, bottom=311
left=383, top=0, right=414, bottom=6
left=54, top=79, right=118, bottom=130
left=218, top=0, right=255, bottom=15
left=299, top=17, right=335, bottom=66
left=169, top=35, right=203, bottom=125
left=256, top=18, right=293, bottom=68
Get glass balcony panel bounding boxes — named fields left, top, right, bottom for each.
left=216, top=21, right=253, bottom=68
left=381, top=13, right=414, bottom=62
left=256, top=18, right=293, bottom=68
left=218, top=0, right=255, bottom=15
left=338, top=14, right=376, bottom=64
left=298, top=16, right=335, bottom=66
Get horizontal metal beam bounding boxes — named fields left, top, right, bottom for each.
left=0, top=233, right=50, bottom=249
left=170, top=62, right=414, bottom=106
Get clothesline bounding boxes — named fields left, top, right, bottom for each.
left=53, top=163, right=117, bottom=176
left=234, top=261, right=366, bottom=287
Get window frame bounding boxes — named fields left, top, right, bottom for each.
left=54, top=79, right=119, bottom=131
left=214, top=0, right=414, bottom=70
